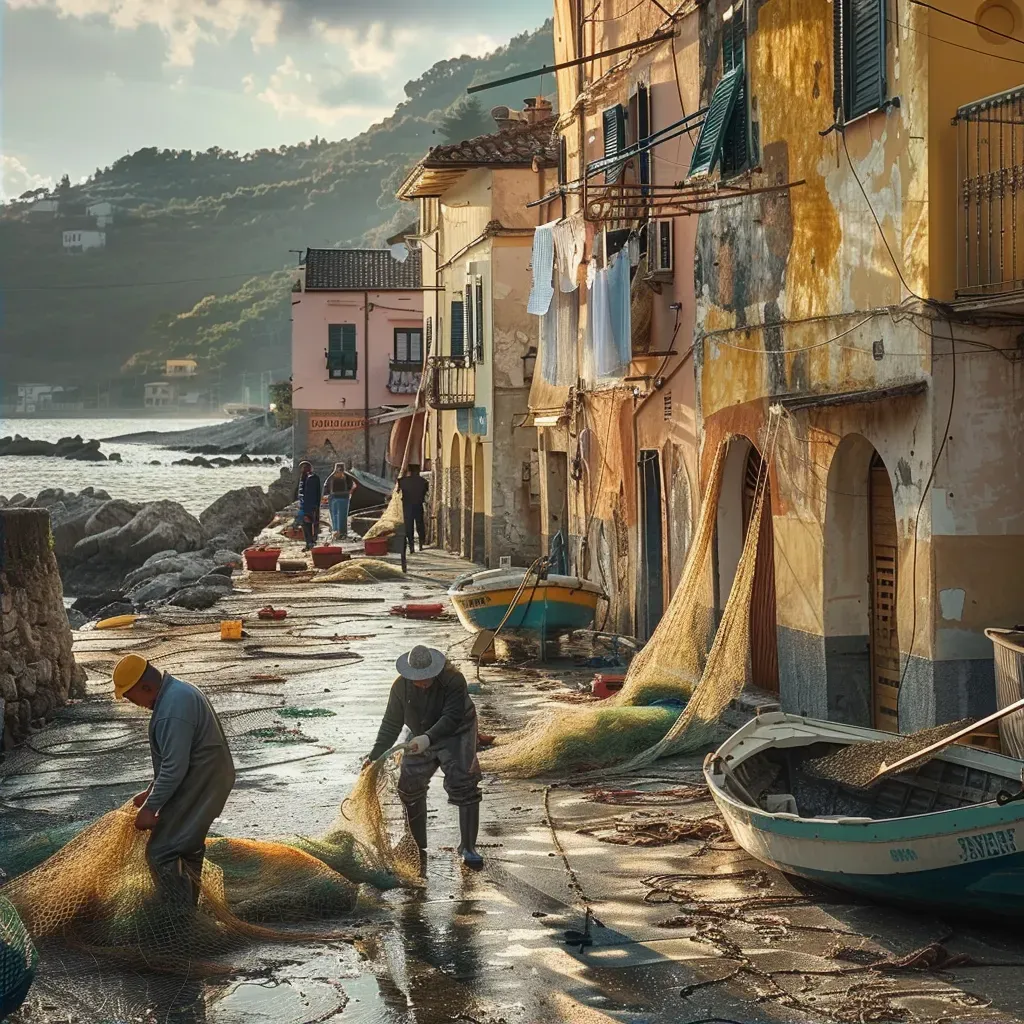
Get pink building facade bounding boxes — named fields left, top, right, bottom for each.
left=291, top=248, right=424, bottom=477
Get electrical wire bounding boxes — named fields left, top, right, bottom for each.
left=910, top=0, right=1024, bottom=47
left=888, top=15, right=1024, bottom=66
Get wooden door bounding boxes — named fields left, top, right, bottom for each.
left=742, top=449, right=779, bottom=693
left=869, top=454, right=900, bottom=732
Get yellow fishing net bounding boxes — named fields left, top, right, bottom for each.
left=0, top=754, right=420, bottom=976
left=363, top=487, right=404, bottom=541
left=317, top=557, right=406, bottom=583
left=483, top=418, right=782, bottom=779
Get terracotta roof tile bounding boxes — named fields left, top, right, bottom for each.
left=423, top=118, right=559, bottom=168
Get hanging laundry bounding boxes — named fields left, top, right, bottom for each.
left=527, top=220, right=559, bottom=316
left=540, top=293, right=559, bottom=384
left=553, top=214, right=586, bottom=293
left=555, top=287, right=579, bottom=386
left=607, top=251, right=633, bottom=371
left=588, top=266, right=619, bottom=378
left=627, top=234, right=641, bottom=268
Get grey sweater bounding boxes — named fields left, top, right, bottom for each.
left=144, top=674, right=234, bottom=813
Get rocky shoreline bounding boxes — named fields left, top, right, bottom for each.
left=0, top=464, right=298, bottom=625
left=0, top=435, right=113, bottom=461
left=104, top=413, right=292, bottom=456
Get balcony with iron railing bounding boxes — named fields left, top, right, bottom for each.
left=426, top=355, right=475, bottom=410
left=955, top=85, right=1024, bottom=304
left=387, top=359, right=423, bottom=395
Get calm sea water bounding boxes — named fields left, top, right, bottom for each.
left=0, top=417, right=282, bottom=515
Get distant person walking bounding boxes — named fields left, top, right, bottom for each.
left=298, top=461, right=322, bottom=551
left=324, top=462, right=358, bottom=540
left=399, top=464, right=428, bottom=554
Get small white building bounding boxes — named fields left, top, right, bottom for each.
left=28, top=199, right=58, bottom=217
left=86, top=201, right=115, bottom=228
left=16, top=384, right=62, bottom=414
left=62, top=230, right=105, bottom=253
left=144, top=382, right=176, bottom=408
left=165, top=358, right=198, bottom=377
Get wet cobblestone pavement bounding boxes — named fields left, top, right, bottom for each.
left=7, top=546, right=1024, bottom=1024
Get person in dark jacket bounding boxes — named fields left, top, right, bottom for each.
left=398, top=464, right=428, bottom=554
left=364, top=645, right=483, bottom=869
left=298, top=461, right=322, bottom=550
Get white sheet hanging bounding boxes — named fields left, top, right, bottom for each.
left=553, top=214, right=586, bottom=293
left=527, top=220, right=559, bottom=316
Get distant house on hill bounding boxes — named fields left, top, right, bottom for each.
left=62, top=230, right=105, bottom=253
left=16, top=384, right=62, bottom=414
left=86, top=201, right=115, bottom=228
left=28, top=198, right=59, bottom=218
left=165, top=358, right=198, bottom=377
left=144, top=382, right=176, bottom=408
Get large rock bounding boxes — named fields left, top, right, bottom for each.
left=267, top=466, right=300, bottom=512
left=83, top=498, right=141, bottom=538
left=49, top=491, right=109, bottom=557
left=203, top=525, right=250, bottom=557
left=200, top=486, right=275, bottom=545
left=71, top=590, right=126, bottom=617
left=168, top=575, right=234, bottom=610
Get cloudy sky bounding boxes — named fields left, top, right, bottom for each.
left=1, top=0, right=551, bottom=199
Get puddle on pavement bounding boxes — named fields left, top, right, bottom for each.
left=207, top=978, right=346, bottom=1023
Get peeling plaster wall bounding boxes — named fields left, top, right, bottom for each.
left=692, top=0, right=1024, bottom=730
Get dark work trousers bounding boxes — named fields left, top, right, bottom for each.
left=402, top=502, right=426, bottom=553
left=301, top=514, right=319, bottom=549
left=397, top=719, right=482, bottom=808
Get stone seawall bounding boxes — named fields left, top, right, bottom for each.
left=0, top=508, right=85, bottom=744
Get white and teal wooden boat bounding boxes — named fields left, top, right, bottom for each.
left=448, top=568, right=604, bottom=636
left=705, top=710, right=1024, bottom=918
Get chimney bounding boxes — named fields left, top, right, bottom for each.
left=491, top=104, right=524, bottom=131
left=522, top=97, right=554, bottom=124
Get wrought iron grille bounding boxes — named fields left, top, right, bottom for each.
left=426, top=355, right=474, bottom=410
left=955, top=85, right=1024, bottom=298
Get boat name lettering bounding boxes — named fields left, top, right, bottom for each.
left=889, top=847, right=918, bottom=863
left=957, top=828, right=1017, bottom=863
left=462, top=596, right=492, bottom=610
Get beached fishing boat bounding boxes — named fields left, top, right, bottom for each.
left=705, top=710, right=1024, bottom=917
left=448, top=568, right=604, bottom=636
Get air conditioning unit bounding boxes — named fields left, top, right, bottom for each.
left=653, top=219, right=674, bottom=278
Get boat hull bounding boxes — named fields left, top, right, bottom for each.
left=706, top=712, right=1024, bottom=918
left=449, top=581, right=601, bottom=635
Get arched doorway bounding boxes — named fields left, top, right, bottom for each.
left=462, top=439, right=473, bottom=560
left=716, top=437, right=779, bottom=694
left=823, top=437, right=900, bottom=731
left=448, top=433, right=462, bottom=554
left=472, top=442, right=486, bottom=564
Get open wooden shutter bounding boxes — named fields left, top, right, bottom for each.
left=869, top=454, right=900, bottom=731
left=464, top=284, right=474, bottom=362
left=721, top=15, right=748, bottom=174
left=327, top=324, right=357, bottom=378
left=742, top=450, right=779, bottom=694
left=845, top=0, right=886, bottom=118
left=474, top=277, right=484, bottom=362
left=637, top=82, right=651, bottom=188
left=603, top=104, right=626, bottom=183
left=688, top=67, right=743, bottom=178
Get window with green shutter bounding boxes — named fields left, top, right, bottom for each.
left=837, top=0, right=886, bottom=120
left=687, top=67, right=743, bottom=178
left=326, top=324, right=357, bottom=379
left=603, top=104, right=626, bottom=184
left=720, top=12, right=749, bottom=175
left=450, top=299, right=465, bottom=358
left=474, top=276, right=484, bottom=362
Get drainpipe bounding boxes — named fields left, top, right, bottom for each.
left=364, top=291, right=371, bottom=470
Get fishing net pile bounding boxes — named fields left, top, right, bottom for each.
left=318, top=557, right=406, bottom=583
left=483, top=421, right=780, bottom=778
left=0, top=897, right=36, bottom=1017
left=363, top=487, right=404, bottom=541
left=0, top=751, right=419, bottom=976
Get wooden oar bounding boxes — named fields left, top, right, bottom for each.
left=870, top=696, right=1024, bottom=782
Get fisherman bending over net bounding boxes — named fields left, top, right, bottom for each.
left=364, top=646, right=483, bottom=870
left=113, top=654, right=236, bottom=906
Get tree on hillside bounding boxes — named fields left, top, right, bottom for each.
left=438, top=98, right=493, bottom=143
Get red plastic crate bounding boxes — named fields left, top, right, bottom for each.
left=244, top=548, right=281, bottom=572
left=363, top=537, right=389, bottom=556
left=311, top=546, right=349, bottom=569
left=592, top=674, right=625, bottom=700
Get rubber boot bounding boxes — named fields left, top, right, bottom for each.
left=405, top=796, right=428, bottom=853
left=458, top=804, right=483, bottom=870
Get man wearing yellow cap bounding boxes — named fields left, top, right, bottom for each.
left=113, top=654, right=235, bottom=905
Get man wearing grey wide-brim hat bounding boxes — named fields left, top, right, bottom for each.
left=365, top=645, right=483, bottom=869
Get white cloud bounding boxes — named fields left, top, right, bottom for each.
left=255, top=56, right=392, bottom=126
left=0, top=155, right=54, bottom=202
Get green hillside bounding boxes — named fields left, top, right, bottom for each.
left=0, top=23, right=554, bottom=400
